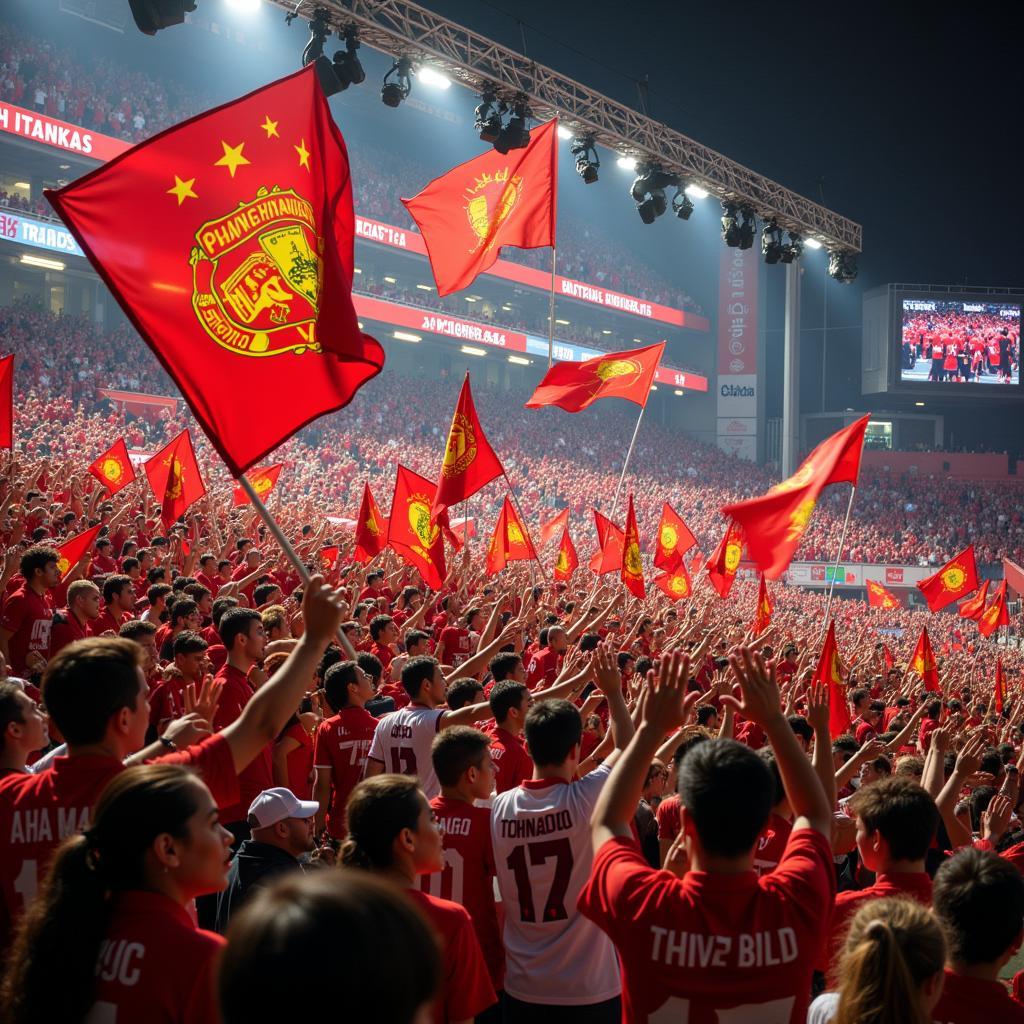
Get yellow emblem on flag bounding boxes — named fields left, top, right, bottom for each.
left=941, top=565, right=966, bottom=591
left=724, top=540, right=742, bottom=572
left=464, top=169, right=522, bottom=255
left=407, top=495, right=440, bottom=557
left=57, top=556, right=71, bottom=576
left=771, top=459, right=816, bottom=495
left=624, top=541, right=643, bottom=577
left=252, top=474, right=274, bottom=494
left=441, top=412, right=477, bottom=478
left=165, top=456, right=184, bottom=501
left=507, top=521, right=525, bottom=546
left=556, top=549, right=569, bottom=573
left=595, top=358, right=640, bottom=383
left=659, top=523, right=678, bottom=552
left=102, top=458, right=123, bottom=482
left=670, top=575, right=689, bottom=596
left=785, top=497, right=816, bottom=542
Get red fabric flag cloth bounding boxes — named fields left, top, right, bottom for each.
left=752, top=575, right=773, bottom=635
left=721, top=415, right=869, bottom=580
left=655, top=563, right=694, bottom=602
left=553, top=527, right=579, bottom=581
left=979, top=580, right=1009, bottom=638
left=910, top=627, right=941, bottom=692
left=144, top=429, right=206, bottom=530
left=46, top=65, right=384, bottom=477
left=486, top=496, right=537, bottom=576
left=354, top=482, right=387, bottom=565
left=89, top=438, right=136, bottom=496
left=958, top=579, right=990, bottom=621
left=865, top=579, right=900, bottom=609
left=621, top=494, right=645, bottom=598
left=540, top=508, right=570, bottom=547
left=55, top=524, right=103, bottom=581
left=654, top=502, right=696, bottom=572
left=0, top=354, right=13, bottom=449
left=402, top=119, right=557, bottom=297
left=1003, top=558, right=1024, bottom=599
left=995, top=658, right=1007, bottom=715
left=232, top=463, right=283, bottom=506
left=432, top=374, right=504, bottom=517
left=882, top=644, right=895, bottom=671
left=387, top=465, right=447, bottom=590
left=525, top=342, right=665, bottom=414
left=706, top=521, right=743, bottom=599
left=589, top=510, right=624, bottom=575
left=916, top=544, right=979, bottom=613
left=813, top=621, right=852, bottom=739
left=319, top=545, right=339, bottom=572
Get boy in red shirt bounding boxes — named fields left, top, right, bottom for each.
left=488, top=679, right=534, bottom=794
left=579, top=647, right=835, bottom=1024
left=0, top=545, right=60, bottom=677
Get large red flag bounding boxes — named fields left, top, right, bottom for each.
left=721, top=415, right=869, bottom=580
left=995, top=658, right=1007, bottom=714
left=916, top=545, right=979, bottom=613
left=958, top=579, right=990, bottom=621
left=865, top=579, right=900, bottom=610
left=432, top=374, right=503, bottom=517
left=752, top=575, right=773, bottom=635
left=55, top=524, right=103, bottom=581
left=655, top=563, right=693, bottom=602
left=910, top=627, right=941, bottom=692
left=654, top=502, right=696, bottom=572
left=621, top=494, right=645, bottom=598
left=813, top=621, right=852, bottom=738
left=354, top=482, right=387, bottom=565
left=0, top=355, right=11, bottom=450
left=46, top=65, right=384, bottom=476
left=540, top=508, right=570, bottom=547
left=387, top=465, right=447, bottom=589
left=553, top=527, right=579, bottom=581
left=402, top=119, right=557, bottom=297
left=589, top=510, right=624, bottom=575
left=486, top=496, right=537, bottom=576
left=706, top=521, right=743, bottom=599
left=232, top=464, right=283, bottom=506
left=525, top=342, right=665, bottom=414
left=978, top=580, right=1009, bottom=638
left=89, top=438, right=136, bottom=496
left=144, top=429, right=206, bottom=530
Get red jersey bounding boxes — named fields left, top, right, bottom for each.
left=422, top=795, right=503, bottom=989
left=490, top=726, right=533, bottom=794
left=919, top=718, right=941, bottom=750
left=0, top=585, right=54, bottom=675
left=405, top=888, right=497, bottom=1024
left=312, top=705, right=378, bottom=839
left=377, top=682, right=410, bottom=710
left=934, top=968, right=1024, bottom=1024
left=49, top=607, right=91, bottom=657
left=655, top=794, right=681, bottom=843
left=148, top=675, right=190, bottom=733
left=438, top=626, right=472, bottom=667
left=853, top=717, right=877, bottom=746
left=525, top=646, right=560, bottom=688
left=753, top=812, right=793, bottom=877
left=578, top=829, right=835, bottom=1024
left=369, top=640, right=394, bottom=671
left=90, top=890, right=223, bottom=1024
left=92, top=606, right=130, bottom=638
left=280, top=720, right=313, bottom=799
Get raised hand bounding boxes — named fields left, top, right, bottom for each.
left=722, top=645, right=783, bottom=727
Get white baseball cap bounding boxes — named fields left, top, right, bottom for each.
left=247, top=787, right=319, bottom=828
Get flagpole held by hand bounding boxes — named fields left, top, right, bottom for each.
left=820, top=485, right=857, bottom=642
left=501, top=469, right=549, bottom=583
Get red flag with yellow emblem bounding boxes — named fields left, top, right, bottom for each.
left=89, top=438, right=136, bottom=496
left=910, top=626, right=941, bottom=692
left=813, top=621, right=852, bottom=738
left=55, top=524, right=102, bottom=581
left=486, top=496, right=537, bottom=576
left=979, top=580, right=1009, bottom=638
left=432, top=374, right=504, bottom=518
left=354, top=482, right=387, bottom=565
left=232, top=464, right=283, bottom=506
left=553, top=527, right=579, bottom=581
left=46, top=65, right=384, bottom=477
left=144, top=429, right=206, bottom=530
left=402, top=120, right=557, bottom=297
left=319, top=546, right=339, bottom=572
left=865, top=579, right=900, bottom=610
left=525, top=342, right=665, bottom=413
left=706, top=521, right=744, bottom=599
left=916, top=544, right=979, bottom=613
left=655, top=562, right=693, bottom=602
left=995, top=657, right=1007, bottom=714
left=958, top=579, right=989, bottom=621
left=540, top=508, right=570, bottom=547
left=654, top=502, right=696, bottom=572
left=721, top=415, right=869, bottom=580
left=388, top=465, right=447, bottom=590
left=589, top=510, right=624, bottom=575
left=621, top=494, right=645, bottom=598
left=752, top=575, right=773, bottom=635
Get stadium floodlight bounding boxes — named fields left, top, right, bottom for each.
left=21, top=254, right=65, bottom=271
left=494, top=98, right=531, bottom=154
left=828, top=250, right=858, bottom=284
left=671, top=188, right=694, bottom=220
left=780, top=231, right=803, bottom=264
left=556, top=125, right=572, bottom=140
left=631, top=164, right=678, bottom=224
left=297, top=9, right=346, bottom=97
left=721, top=203, right=740, bottom=246
left=570, top=135, right=600, bottom=184
left=381, top=57, right=413, bottom=107
left=804, top=237, right=823, bottom=249
left=393, top=331, right=421, bottom=342
left=461, top=345, right=487, bottom=356
left=684, top=184, right=709, bottom=199
left=474, top=90, right=505, bottom=144
left=737, top=206, right=756, bottom=250
left=762, top=220, right=784, bottom=264
left=616, top=155, right=637, bottom=170
left=129, top=0, right=196, bottom=34
left=226, top=0, right=259, bottom=11
left=331, top=28, right=365, bottom=90
left=418, top=67, right=451, bottom=90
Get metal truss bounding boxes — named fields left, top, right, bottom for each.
left=269, top=0, right=862, bottom=253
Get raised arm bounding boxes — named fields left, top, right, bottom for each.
left=805, top=682, right=838, bottom=811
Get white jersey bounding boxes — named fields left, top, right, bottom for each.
left=367, top=704, right=445, bottom=798
left=490, top=763, right=621, bottom=1005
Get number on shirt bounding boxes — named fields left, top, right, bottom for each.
left=13, top=858, right=37, bottom=908
left=422, top=848, right=465, bottom=903
left=389, top=746, right=417, bottom=775
left=506, top=838, right=573, bottom=922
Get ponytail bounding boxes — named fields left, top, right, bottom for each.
left=341, top=775, right=424, bottom=870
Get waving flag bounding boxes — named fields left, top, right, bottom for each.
left=706, top=521, right=743, bottom=599
left=486, top=496, right=537, bottom=576
left=979, top=580, right=1009, bottom=638
left=589, top=510, right=624, bottom=575
left=916, top=544, right=979, bottom=613
left=752, top=575, right=773, bottom=634
left=958, top=579, right=990, bottom=621
left=354, top=482, right=387, bottom=564
left=866, top=579, right=900, bottom=610
left=403, top=119, right=557, bottom=297
left=654, top=502, right=696, bottom=572
left=46, top=65, right=384, bottom=476
left=319, top=545, right=339, bottom=572
left=0, top=355, right=11, bottom=449
left=553, top=527, right=579, bottom=581
left=89, top=438, right=136, bottom=496
left=621, top=494, right=645, bottom=598
left=995, top=658, right=1007, bottom=715
left=813, top=621, right=851, bottom=738
left=55, top=524, right=103, bottom=581
left=655, top=562, right=693, bottom=602
left=144, top=429, right=206, bottom=530
left=910, top=627, right=940, bottom=692
left=232, top=464, right=283, bottom=506
left=388, top=465, right=447, bottom=590
left=540, top=507, right=570, bottom=547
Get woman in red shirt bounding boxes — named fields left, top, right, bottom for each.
left=2, top=763, right=233, bottom=1024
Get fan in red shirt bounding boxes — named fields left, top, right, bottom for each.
left=93, top=573, right=136, bottom=637
left=525, top=625, right=567, bottom=689
left=579, top=648, right=835, bottom=1023
left=49, top=579, right=101, bottom=657
left=148, top=630, right=209, bottom=737
left=438, top=607, right=484, bottom=669
left=368, top=613, right=398, bottom=671
left=488, top=679, right=535, bottom=794
left=0, top=545, right=60, bottom=678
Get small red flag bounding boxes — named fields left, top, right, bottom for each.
left=689, top=548, right=704, bottom=575
left=525, top=342, right=665, bottom=414
left=402, top=119, right=557, bottom=297
left=387, top=465, right=447, bottom=590
left=89, top=438, right=136, bottom=496
left=55, top=524, right=102, bottom=581
left=0, top=354, right=13, bottom=450
left=654, top=502, right=696, bottom=572
left=589, top=510, right=624, bottom=575
left=432, top=374, right=504, bottom=517
left=621, top=494, right=645, bottom=598
left=655, top=562, right=693, bottom=602
left=995, top=658, right=1007, bottom=714
left=882, top=644, right=895, bottom=671
left=144, top=429, right=206, bottom=530
left=319, top=545, right=339, bottom=572
left=865, top=579, right=900, bottom=609
left=354, top=482, right=387, bottom=565
left=486, top=496, right=537, bottom=576
left=722, top=415, right=869, bottom=580
left=752, top=575, right=773, bottom=635
left=813, top=621, right=852, bottom=738
left=706, top=521, right=744, bottom=599
left=553, top=527, right=579, bottom=581
left=232, top=464, right=283, bottom=506
left=958, top=579, right=990, bottom=621
left=979, top=580, right=1009, bottom=638
left=47, top=65, right=384, bottom=476
left=916, top=544, right=979, bottom=613
left=540, top=508, right=570, bottom=547
left=910, top=626, right=941, bottom=692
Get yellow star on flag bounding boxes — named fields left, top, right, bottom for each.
left=294, top=138, right=310, bottom=170
left=215, top=140, right=251, bottom=178
left=261, top=116, right=279, bottom=139
left=167, top=175, right=198, bottom=206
